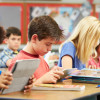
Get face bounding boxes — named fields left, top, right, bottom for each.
left=33, top=37, right=56, bottom=56
left=5, top=34, right=21, bottom=51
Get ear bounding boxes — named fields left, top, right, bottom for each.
left=4, top=38, right=8, bottom=44
left=31, top=34, right=38, bottom=43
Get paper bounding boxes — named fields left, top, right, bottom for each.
left=1, top=59, right=40, bottom=94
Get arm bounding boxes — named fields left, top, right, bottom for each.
left=33, top=66, right=64, bottom=85
left=62, top=55, right=73, bottom=69
left=6, top=59, right=12, bottom=67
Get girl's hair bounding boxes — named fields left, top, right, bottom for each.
left=59, top=16, right=100, bottom=64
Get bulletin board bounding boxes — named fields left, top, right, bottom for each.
left=95, top=4, right=100, bottom=20
left=26, top=3, right=93, bottom=43
left=0, top=3, right=24, bottom=43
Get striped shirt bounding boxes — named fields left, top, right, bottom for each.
left=0, top=47, right=19, bottom=68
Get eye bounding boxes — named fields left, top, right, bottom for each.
left=12, top=38, right=15, bottom=40
left=18, top=38, right=21, bottom=41
left=46, top=44, right=50, bottom=46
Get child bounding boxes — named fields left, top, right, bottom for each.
left=0, top=26, right=12, bottom=89
left=0, top=26, right=33, bottom=92
left=58, top=16, right=100, bottom=70
left=9, top=15, right=64, bottom=85
left=88, top=41, right=100, bottom=69
left=0, top=27, right=21, bottom=68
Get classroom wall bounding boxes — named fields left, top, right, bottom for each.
left=0, top=0, right=100, bottom=52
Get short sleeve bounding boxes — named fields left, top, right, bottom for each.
left=58, top=42, right=76, bottom=67
left=60, top=42, right=76, bottom=59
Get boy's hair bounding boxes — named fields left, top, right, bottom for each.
left=0, top=26, right=5, bottom=44
left=59, top=16, right=100, bottom=64
left=28, top=15, right=63, bottom=41
left=6, top=27, right=21, bottom=38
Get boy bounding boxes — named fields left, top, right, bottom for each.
left=9, top=15, right=64, bottom=85
left=0, top=27, right=21, bottom=68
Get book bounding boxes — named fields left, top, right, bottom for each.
left=1, top=59, right=40, bottom=94
left=59, top=68, right=79, bottom=79
left=70, top=68, right=100, bottom=78
left=32, top=84, right=85, bottom=91
left=70, top=68, right=100, bottom=84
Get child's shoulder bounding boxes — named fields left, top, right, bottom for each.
left=63, top=41, right=75, bottom=49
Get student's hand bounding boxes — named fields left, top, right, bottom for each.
left=88, top=65, right=97, bottom=69
left=34, top=66, right=64, bottom=85
left=24, top=75, right=36, bottom=93
left=0, top=71, right=13, bottom=89
left=6, top=59, right=12, bottom=67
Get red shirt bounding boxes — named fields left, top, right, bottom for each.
left=88, top=56, right=100, bottom=68
left=9, top=50, right=50, bottom=79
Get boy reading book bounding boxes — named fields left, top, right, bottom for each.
left=9, top=16, right=64, bottom=85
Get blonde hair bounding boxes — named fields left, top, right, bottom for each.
left=59, top=16, right=100, bottom=64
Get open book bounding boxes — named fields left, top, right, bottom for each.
left=32, top=84, right=85, bottom=91
left=70, top=68, right=100, bottom=83
left=1, top=59, right=40, bottom=94
left=70, top=68, right=100, bottom=78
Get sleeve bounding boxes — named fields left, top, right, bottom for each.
left=0, top=59, right=7, bottom=68
left=0, top=52, right=9, bottom=68
left=87, top=57, right=93, bottom=67
left=8, top=60, right=15, bottom=71
left=60, top=42, right=76, bottom=60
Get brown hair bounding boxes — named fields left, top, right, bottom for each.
left=0, top=26, right=5, bottom=44
left=6, top=27, right=21, bottom=38
left=28, top=15, right=63, bottom=41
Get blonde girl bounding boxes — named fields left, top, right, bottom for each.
left=58, top=16, right=100, bottom=70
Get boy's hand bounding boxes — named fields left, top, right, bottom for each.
left=0, top=71, right=13, bottom=89
left=24, top=75, right=36, bottom=93
left=35, top=66, right=64, bottom=84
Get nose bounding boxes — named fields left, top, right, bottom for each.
left=48, top=46, right=52, bottom=51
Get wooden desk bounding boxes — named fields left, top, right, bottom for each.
left=0, top=79, right=100, bottom=100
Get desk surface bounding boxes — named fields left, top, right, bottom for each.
left=0, top=79, right=100, bottom=100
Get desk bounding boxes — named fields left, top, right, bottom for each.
left=0, top=79, right=100, bottom=100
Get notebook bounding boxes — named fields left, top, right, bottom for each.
left=1, top=59, right=40, bottom=94
left=32, top=84, right=85, bottom=91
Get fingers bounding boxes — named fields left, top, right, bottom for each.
left=3, top=71, right=12, bottom=76
left=29, top=74, right=34, bottom=80
left=53, top=73, right=60, bottom=79
left=88, top=65, right=97, bottom=69
left=1, top=72, right=13, bottom=81
left=24, top=75, right=35, bottom=93
left=24, top=84, right=33, bottom=93
left=53, top=70, right=64, bottom=76
left=28, top=75, right=36, bottom=85
left=0, top=84, right=9, bottom=89
left=52, top=66, right=63, bottom=71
